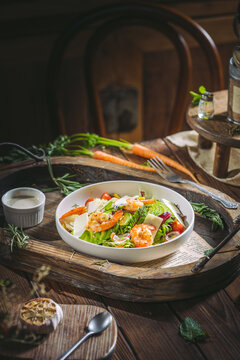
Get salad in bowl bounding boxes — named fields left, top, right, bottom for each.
left=56, top=181, right=194, bottom=263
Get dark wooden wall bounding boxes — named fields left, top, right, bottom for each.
left=0, top=0, right=239, bottom=146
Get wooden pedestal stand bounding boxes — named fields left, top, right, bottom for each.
left=187, top=90, right=240, bottom=178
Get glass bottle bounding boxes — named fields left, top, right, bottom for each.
left=198, top=92, right=214, bottom=119
left=227, top=47, right=240, bottom=125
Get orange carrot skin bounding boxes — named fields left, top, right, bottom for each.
left=59, top=206, right=87, bottom=221
left=93, top=151, right=156, bottom=172
left=131, top=143, right=197, bottom=182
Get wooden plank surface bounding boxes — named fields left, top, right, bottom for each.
left=0, top=304, right=118, bottom=360
left=0, top=158, right=240, bottom=303
left=1, top=137, right=240, bottom=360
left=171, top=291, right=240, bottom=360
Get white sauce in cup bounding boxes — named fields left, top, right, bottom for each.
left=7, top=195, right=40, bottom=209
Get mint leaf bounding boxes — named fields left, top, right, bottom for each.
left=179, top=317, right=209, bottom=343
left=199, top=85, right=206, bottom=94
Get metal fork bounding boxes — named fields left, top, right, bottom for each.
left=148, top=157, right=239, bottom=209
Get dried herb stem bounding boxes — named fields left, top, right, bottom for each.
left=44, top=157, right=85, bottom=196
left=4, top=224, right=29, bottom=252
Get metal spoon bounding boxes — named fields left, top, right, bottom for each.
left=58, top=312, right=113, bottom=360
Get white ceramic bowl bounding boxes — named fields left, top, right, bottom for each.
left=56, top=181, right=194, bottom=264
left=2, top=187, right=45, bottom=228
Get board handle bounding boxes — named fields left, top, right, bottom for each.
left=0, top=142, right=45, bottom=162
left=192, top=220, right=240, bottom=273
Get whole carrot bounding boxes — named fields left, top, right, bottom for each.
left=69, top=133, right=197, bottom=182
left=130, top=144, right=197, bottom=182
left=93, top=151, right=155, bottom=172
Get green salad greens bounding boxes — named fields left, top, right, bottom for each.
left=60, top=192, right=187, bottom=248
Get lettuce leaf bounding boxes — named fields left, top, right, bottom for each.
left=103, top=238, right=134, bottom=248
left=148, top=202, right=170, bottom=216
left=132, top=205, right=148, bottom=225
left=153, top=219, right=173, bottom=244
left=81, top=223, right=119, bottom=245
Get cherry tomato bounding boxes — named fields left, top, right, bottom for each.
left=85, top=198, right=94, bottom=206
left=101, top=192, right=112, bottom=200
left=171, top=220, right=184, bottom=234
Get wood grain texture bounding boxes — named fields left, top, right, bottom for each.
left=213, top=143, right=231, bottom=178
left=0, top=137, right=240, bottom=360
left=104, top=300, right=204, bottom=360
left=0, top=158, right=239, bottom=302
left=171, top=291, right=240, bottom=360
left=0, top=305, right=117, bottom=360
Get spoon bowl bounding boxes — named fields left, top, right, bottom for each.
left=88, top=312, right=113, bottom=334
left=58, top=312, right=113, bottom=360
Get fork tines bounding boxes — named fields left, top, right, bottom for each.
left=147, top=157, right=168, bottom=174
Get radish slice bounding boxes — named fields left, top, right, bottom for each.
left=166, top=231, right=180, bottom=241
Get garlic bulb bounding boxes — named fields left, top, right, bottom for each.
left=20, top=298, right=63, bottom=334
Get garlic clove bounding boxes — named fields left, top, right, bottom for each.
left=20, top=297, right=63, bottom=334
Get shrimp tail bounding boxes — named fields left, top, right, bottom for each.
left=59, top=206, right=87, bottom=222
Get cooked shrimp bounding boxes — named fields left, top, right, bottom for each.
left=86, top=210, right=123, bottom=232
left=124, top=198, right=156, bottom=212
left=130, top=224, right=156, bottom=247
left=59, top=206, right=87, bottom=222
left=141, top=199, right=156, bottom=205
left=124, top=198, right=144, bottom=212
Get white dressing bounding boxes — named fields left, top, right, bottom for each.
left=8, top=195, right=40, bottom=209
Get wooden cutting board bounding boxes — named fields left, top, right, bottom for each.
left=0, top=305, right=117, bottom=360
left=0, top=157, right=240, bottom=302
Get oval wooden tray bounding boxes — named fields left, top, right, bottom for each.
left=0, top=157, right=239, bottom=302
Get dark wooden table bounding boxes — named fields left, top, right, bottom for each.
left=0, top=137, right=240, bottom=360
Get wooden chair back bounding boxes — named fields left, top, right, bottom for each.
left=46, top=3, right=224, bottom=140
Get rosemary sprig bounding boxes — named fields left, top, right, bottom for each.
left=190, top=202, right=224, bottom=231
left=4, top=224, right=29, bottom=252
left=45, top=157, right=85, bottom=196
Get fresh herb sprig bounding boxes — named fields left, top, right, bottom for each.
left=0, top=133, right=133, bottom=164
left=4, top=224, right=29, bottom=252
left=190, top=202, right=224, bottom=231
left=189, top=85, right=207, bottom=106
left=45, top=157, right=85, bottom=196
left=69, top=133, right=131, bottom=150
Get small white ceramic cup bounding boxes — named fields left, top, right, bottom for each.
left=1, top=187, right=45, bottom=228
